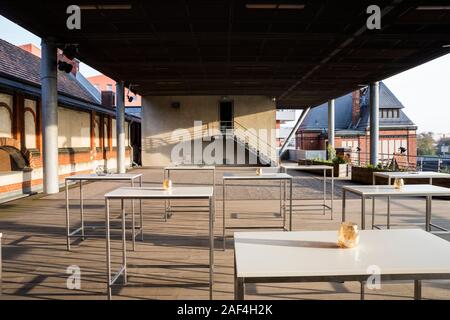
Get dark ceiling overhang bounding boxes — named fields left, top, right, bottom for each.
left=1, top=0, right=449, bottom=109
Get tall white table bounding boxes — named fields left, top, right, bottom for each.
left=373, top=171, right=450, bottom=185
left=281, top=164, right=334, bottom=219
left=342, top=184, right=450, bottom=231
left=104, top=186, right=215, bottom=300
left=222, top=173, right=293, bottom=250
left=234, top=229, right=450, bottom=300
left=163, top=165, right=215, bottom=220
left=65, top=173, right=143, bottom=251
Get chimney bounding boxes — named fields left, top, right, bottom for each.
left=351, top=90, right=361, bottom=127
left=101, top=91, right=116, bottom=108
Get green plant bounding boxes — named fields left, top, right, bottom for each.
left=332, top=156, right=348, bottom=165
left=327, top=145, right=336, bottom=161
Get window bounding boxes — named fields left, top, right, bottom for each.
left=380, top=109, right=400, bottom=118
left=106, top=84, right=113, bottom=91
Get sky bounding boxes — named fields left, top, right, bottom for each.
left=1, top=15, right=449, bottom=134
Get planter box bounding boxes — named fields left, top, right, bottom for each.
left=297, top=160, right=349, bottom=178
left=351, top=166, right=389, bottom=184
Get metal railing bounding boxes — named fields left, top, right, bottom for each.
left=344, top=151, right=450, bottom=173
left=218, top=120, right=278, bottom=165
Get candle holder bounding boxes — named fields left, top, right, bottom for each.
left=95, top=165, right=106, bottom=176
left=163, top=179, right=172, bottom=190
left=394, top=178, right=404, bottom=189
left=338, top=222, right=359, bottom=248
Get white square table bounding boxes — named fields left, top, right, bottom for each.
left=163, top=165, right=215, bottom=220
left=65, top=173, right=143, bottom=251
left=234, top=229, right=450, bottom=300
left=104, top=186, right=215, bottom=300
left=373, top=171, right=450, bottom=185
left=372, top=171, right=450, bottom=232
left=222, top=172, right=293, bottom=251
left=281, top=164, right=334, bottom=219
left=342, top=184, right=450, bottom=231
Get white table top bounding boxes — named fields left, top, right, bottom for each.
left=282, top=164, right=333, bottom=171
left=165, top=165, right=215, bottom=170
left=66, top=173, right=142, bottom=181
left=223, top=172, right=292, bottom=180
left=343, top=184, right=450, bottom=196
left=105, top=186, right=214, bottom=199
left=234, top=229, right=450, bottom=278
left=373, top=171, right=450, bottom=179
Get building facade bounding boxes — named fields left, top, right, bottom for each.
left=296, top=82, right=417, bottom=166
left=0, top=39, right=140, bottom=202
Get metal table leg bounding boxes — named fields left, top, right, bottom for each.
left=289, top=179, right=293, bottom=231
left=414, top=280, right=422, bottom=300
left=361, top=196, right=366, bottom=230
left=283, top=179, right=287, bottom=229
left=360, top=281, right=365, bottom=300
left=387, top=196, right=391, bottom=229
left=105, top=198, right=112, bottom=300
left=323, top=169, right=326, bottom=215
left=426, top=196, right=432, bottom=232
left=65, top=179, right=71, bottom=251
left=223, top=179, right=226, bottom=251
left=331, top=167, right=334, bottom=220
left=279, top=180, right=282, bottom=218
left=139, top=176, right=144, bottom=241
left=131, top=180, right=136, bottom=251
left=80, top=180, right=85, bottom=240
left=121, top=199, right=127, bottom=284
left=209, top=197, right=214, bottom=300
left=342, top=189, right=346, bottom=222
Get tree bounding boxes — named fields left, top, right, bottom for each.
left=417, top=132, right=436, bottom=156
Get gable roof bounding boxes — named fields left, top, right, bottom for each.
left=0, top=38, right=98, bottom=104
left=299, top=81, right=416, bottom=132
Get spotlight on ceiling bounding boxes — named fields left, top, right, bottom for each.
left=127, top=95, right=134, bottom=103
left=126, top=86, right=135, bottom=103
left=443, top=44, right=450, bottom=48
left=57, top=61, right=73, bottom=73
left=62, top=44, right=79, bottom=60
left=271, top=97, right=277, bottom=102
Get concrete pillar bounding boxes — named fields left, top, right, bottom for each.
left=370, top=81, right=380, bottom=166
left=328, top=99, right=335, bottom=148
left=40, top=38, right=59, bottom=194
left=116, top=81, right=126, bottom=173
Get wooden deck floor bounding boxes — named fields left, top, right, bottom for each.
left=1, top=167, right=450, bottom=300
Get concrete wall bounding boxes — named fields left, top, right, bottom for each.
left=141, top=95, right=276, bottom=166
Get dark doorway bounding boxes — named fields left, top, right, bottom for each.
left=219, top=101, right=234, bottom=133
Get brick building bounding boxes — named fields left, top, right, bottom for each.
left=0, top=39, right=140, bottom=202
left=296, top=82, right=417, bottom=165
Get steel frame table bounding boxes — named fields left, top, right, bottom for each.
left=104, top=186, right=215, bottom=300
left=234, top=229, right=450, bottom=300
left=372, top=171, right=450, bottom=232
left=281, top=165, right=334, bottom=219
left=163, top=165, right=216, bottom=220
left=222, top=173, right=293, bottom=251
left=342, top=184, right=450, bottom=232
left=65, top=173, right=143, bottom=251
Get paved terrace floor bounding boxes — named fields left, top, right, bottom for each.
left=0, top=167, right=450, bottom=300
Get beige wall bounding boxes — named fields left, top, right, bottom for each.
left=24, top=99, right=37, bottom=149
left=0, top=93, right=13, bottom=138
left=141, top=95, right=276, bottom=166
left=58, top=106, right=91, bottom=148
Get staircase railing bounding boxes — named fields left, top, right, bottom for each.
left=217, top=120, right=278, bottom=165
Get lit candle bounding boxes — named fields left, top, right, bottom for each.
left=338, top=222, right=359, bottom=248
left=163, top=179, right=172, bottom=190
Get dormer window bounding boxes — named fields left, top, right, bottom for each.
left=380, top=108, right=399, bottom=118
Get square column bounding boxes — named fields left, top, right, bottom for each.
left=328, top=99, right=335, bottom=148
left=40, top=38, right=59, bottom=194
left=116, top=81, right=126, bottom=173
left=370, top=81, right=380, bottom=166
